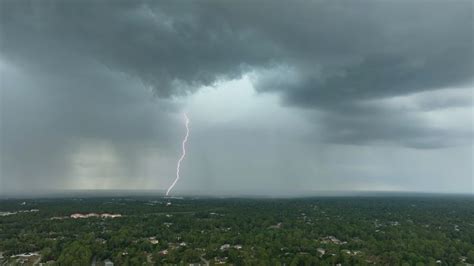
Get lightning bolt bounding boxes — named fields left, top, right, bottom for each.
left=166, top=113, right=190, bottom=196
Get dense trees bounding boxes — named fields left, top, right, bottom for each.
left=0, top=196, right=473, bottom=265
left=57, top=241, right=92, bottom=265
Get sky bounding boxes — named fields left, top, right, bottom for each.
left=0, top=0, right=473, bottom=196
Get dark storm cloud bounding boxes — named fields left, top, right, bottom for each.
left=0, top=0, right=278, bottom=96
left=0, top=0, right=472, bottom=184
left=318, top=107, right=472, bottom=149
left=3, top=0, right=471, bottom=98
left=0, top=0, right=472, bottom=195
left=1, top=0, right=471, bottom=150
left=272, top=51, right=473, bottom=109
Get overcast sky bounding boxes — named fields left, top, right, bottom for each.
left=0, top=0, right=473, bottom=196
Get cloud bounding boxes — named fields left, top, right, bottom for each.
left=2, top=0, right=471, bottom=149
left=0, top=0, right=472, bottom=194
left=0, top=0, right=276, bottom=96
left=3, top=1, right=471, bottom=97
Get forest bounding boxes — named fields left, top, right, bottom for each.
left=0, top=195, right=473, bottom=265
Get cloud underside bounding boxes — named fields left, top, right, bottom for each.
left=2, top=0, right=472, bottom=148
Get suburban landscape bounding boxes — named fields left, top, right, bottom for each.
left=1, top=195, right=473, bottom=265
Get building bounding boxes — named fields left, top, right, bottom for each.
left=317, top=248, right=325, bottom=257
left=220, top=244, right=230, bottom=251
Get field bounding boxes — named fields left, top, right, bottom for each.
left=1, top=195, right=473, bottom=265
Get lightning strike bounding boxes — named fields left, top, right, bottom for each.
left=166, top=113, right=190, bottom=196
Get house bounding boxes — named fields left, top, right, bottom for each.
left=70, top=213, right=86, bottom=219
left=70, top=213, right=122, bottom=219
left=317, top=248, right=325, bottom=257
left=389, top=221, right=400, bottom=226
left=101, top=213, right=122, bottom=218
left=11, top=252, right=39, bottom=258
left=149, top=237, right=159, bottom=245
left=50, top=216, right=68, bottom=220
left=0, top=211, right=17, bottom=217
left=158, top=249, right=168, bottom=256
left=320, top=236, right=347, bottom=245
left=220, top=244, right=230, bottom=251
left=214, top=257, right=228, bottom=264
left=268, top=222, right=283, bottom=229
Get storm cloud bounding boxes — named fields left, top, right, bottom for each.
left=0, top=0, right=472, bottom=195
